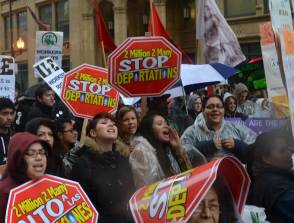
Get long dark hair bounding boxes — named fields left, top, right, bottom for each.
left=138, top=112, right=175, bottom=177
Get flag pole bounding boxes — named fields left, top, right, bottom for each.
left=181, top=86, right=189, bottom=115
left=101, top=41, right=107, bottom=68
left=150, top=0, right=155, bottom=35
left=140, top=32, right=152, bottom=117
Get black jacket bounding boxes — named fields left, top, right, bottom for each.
left=252, top=164, right=294, bottom=223
left=26, top=101, right=54, bottom=122
left=0, top=132, right=10, bottom=165
left=71, top=143, right=135, bottom=223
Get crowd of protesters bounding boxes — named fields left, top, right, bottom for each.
left=0, top=81, right=293, bottom=223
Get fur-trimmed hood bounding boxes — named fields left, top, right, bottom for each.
left=83, top=136, right=127, bottom=157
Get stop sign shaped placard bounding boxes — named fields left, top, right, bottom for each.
left=6, top=175, right=98, bottom=223
left=108, top=36, right=182, bottom=97
left=61, top=64, right=119, bottom=119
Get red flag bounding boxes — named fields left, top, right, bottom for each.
left=148, top=2, right=193, bottom=64
left=95, top=3, right=116, bottom=52
left=27, top=6, right=50, bottom=31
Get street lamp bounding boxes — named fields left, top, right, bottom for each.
left=16, top=37, right=25, bottom=53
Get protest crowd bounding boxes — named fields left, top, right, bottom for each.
left=0, top=80, right=293, bottom=223
left=1, top=0, right=294, bottom=223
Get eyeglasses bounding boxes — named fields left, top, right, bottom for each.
left=25, top=149, right=47, bottom=158
left=63, top=129, right=75, bottom=134
left=205, top=104, right=224, bottom=110
left=194, top=202, right=220, bottom=214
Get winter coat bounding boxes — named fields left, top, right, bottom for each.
left=70, top=137, right=135, bottom=223
left=0, top=132, right=10, bottom=165
left=129, top=136, right=191, bottom=188
left=26, top=101, right=54, bottom=122
left=181, top=113, right=257, bottom=161
left=252, top=163, right=294, bottom=223
left=0, top=132, right=50, bottom=222
left=61, top=142, right=82, bottom=178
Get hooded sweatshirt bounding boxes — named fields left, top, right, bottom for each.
left=0, top=132, right=49, bottom=222
left=0, top=132, right=10, bottom=165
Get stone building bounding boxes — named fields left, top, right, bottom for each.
left=0, top=0, right=270, bottom=90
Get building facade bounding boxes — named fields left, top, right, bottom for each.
left=0, top=0, right=270, bottom=90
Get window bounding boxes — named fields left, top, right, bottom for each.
left=4, top=15, right=11, bottom=50
left=240, top=42, right=261, bottom=60
left=17, top=11, right=27, bottom=42
left=39, top=4, right=52, bottom=28
left=16, top=63, right=28, bottom=91
left=264, top=0, right=269, bottom=14
left=224, top=0, right=256, bottom=18
left=56, top=0, right=69, bottom=41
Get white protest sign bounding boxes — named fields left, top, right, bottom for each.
left=280, top=30, right=294, bottom=137
left=34, top=57, right=65, bottom=96
left=0, top=55, right=15, bottom=101
left=35, top=31, right=63, bottom=77
left=269, top=0, right=293, bottom=33
left=260, top=22, right=289, bottom=118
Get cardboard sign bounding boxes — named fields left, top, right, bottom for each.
left=33, top=57, right=65, bottom=96
left=35, top=31, right=63, bottom=77
left=5, top=174, right=98, bottom=223
left=280, top=30, right=294, bottom=137
left=260, top=22, right=289, bottom=118
left=61, top=64, right=119, bottom=118
left=0, top=55, right=15, bottom=101
left=129, top=156, right=250, bottom=223
left=269, top=0, right=293, bottom=33
left=108, top=36, right=181, bottom=97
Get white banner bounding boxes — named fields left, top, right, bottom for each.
left=0, top=55, right=15, bottom=101
left=269, top=0, right=293, bottom=33
left=280, top=30, right=294, bottom=137
left=33, top=57, right=65, bottom=96
left=35, top=31, right=63, bottom=77
left=260, top=22, right=289, bottom=118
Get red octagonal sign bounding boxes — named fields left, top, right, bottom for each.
left=108, top=36, right=182, bottom=97
left=61, top=64, right=119, bottom=119
left=6, top=175, right=98, bottom=223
